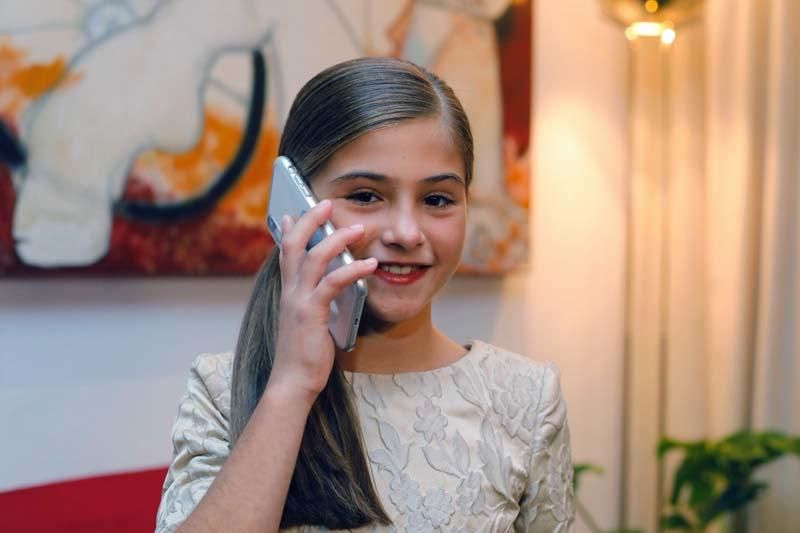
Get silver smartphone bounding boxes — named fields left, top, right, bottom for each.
left=266, top=156, right=367, bottom=352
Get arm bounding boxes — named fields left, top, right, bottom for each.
left=156, top=361, right=315, bottom=533
left=177, top=385, right=314, bottom=533
left=158, top=201, right=377, bottom=532
left=514, top=364, right=575, bottom=533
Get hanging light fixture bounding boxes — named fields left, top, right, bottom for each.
left=598, top=0, right=703, bottom=43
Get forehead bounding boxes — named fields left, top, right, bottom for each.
left=316, top=117, right=464, bottom=182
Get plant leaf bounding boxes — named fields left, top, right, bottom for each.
left=660, top=513, right=693, bottom=530
left=572, top=463, right=603, bottom=492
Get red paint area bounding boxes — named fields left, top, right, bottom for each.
left=497, top=1, right=532, bottom=154
left=0, top=167, right=272, bottom=276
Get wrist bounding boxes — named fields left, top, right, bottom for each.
left=262, top=379, right=319, bottom=412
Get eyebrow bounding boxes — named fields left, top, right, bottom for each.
left=332, top=171, right=466, bottom=187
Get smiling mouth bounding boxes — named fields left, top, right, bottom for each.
left=374, top=263, right=431, bottom=284
left=379, top=264, right=425, bottom=274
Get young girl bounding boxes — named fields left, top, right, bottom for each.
left=156, top=57, right=573, bottom=533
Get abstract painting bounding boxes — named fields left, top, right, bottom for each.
left=0, top=0, right=531, bottom=275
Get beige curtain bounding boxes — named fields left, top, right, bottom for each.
left=624, top=0, right=800, bottom=530
left=705, top=0, right=800, bottom=529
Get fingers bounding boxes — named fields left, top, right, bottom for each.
left=299, top=223, right=365, bottom=288
left=278, top=199, right=332, bottom=283
left=281, top=214, right=295, bottom=235
left=312, top=257, right=378, bottom=305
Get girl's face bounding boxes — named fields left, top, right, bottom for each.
left=311, top=117, right=468, bottom=324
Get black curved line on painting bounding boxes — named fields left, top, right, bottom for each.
left=114, top=49, right=267, bottom=222
left=0, top=119, right=26, bottom=168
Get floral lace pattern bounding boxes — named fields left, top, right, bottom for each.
left=156, top=341, right=574, bottom=532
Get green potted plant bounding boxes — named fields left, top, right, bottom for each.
left=658, top=431, right=800, bottom=532
left=573, top=430, right=800, bottom=532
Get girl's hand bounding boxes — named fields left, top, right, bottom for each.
left=267, top=199, right=377, bottom=400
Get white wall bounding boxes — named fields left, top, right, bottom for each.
left=0, top=0, right=628, bottom=529
left=526, top=0, right=628, bottom=527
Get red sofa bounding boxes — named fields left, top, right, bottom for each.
left=0, top=467, right=168, bottom=533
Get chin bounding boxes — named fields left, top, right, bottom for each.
left=363, top=297, right=427, bottom=325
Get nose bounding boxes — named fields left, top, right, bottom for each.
left=380, top=203, right=425, bottom=250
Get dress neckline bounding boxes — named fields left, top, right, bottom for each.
left=341, top=339, right=484, bottom=378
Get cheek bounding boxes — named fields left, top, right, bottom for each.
left=328, top=206, right=378, bottom=256
left=328, top=201, right=372, bottom=234
left=347, top=230, right=379, bottom=259
left=427, top=218, right=466, bottom=260
left=329, top=211, right=358, bottom=230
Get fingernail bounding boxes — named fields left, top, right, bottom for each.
left=318, top=199, right=331, bottom=208
left=349, top=224, right=364, bottom=232
left=365, top=257, right=378, bottom=266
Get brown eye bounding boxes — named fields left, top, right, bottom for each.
left=424, top=194, right=454, bottom=208
left=346, top=191, right=381, bottom=205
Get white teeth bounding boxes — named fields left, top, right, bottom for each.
left=381, top=264, right=417, bottom=274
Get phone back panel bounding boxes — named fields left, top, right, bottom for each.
left=266, top=156, right=367, bottom=351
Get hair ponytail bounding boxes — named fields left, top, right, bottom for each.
left=230, top=248, right=390, bottom=528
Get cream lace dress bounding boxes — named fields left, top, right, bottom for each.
left=156, top=340, right=574, bottom=532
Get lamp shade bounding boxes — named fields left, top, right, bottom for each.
left=598, top=0, right=703, bottom=28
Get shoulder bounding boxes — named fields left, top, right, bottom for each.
left=158, top=353, right=233, bottom=531
left=185, top=351, right=234, bottom=419
left=469, top=339, right=561, bottom=385
left=467, top=340, right=568, bottom=442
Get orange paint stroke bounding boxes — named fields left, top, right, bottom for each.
left=139, top=106, right=278, bottom=225
left=503, top=136, right=529, bottom=209
left=0, top=41, right=78, bottom=116
left=9, top=57, right=68, bottom=98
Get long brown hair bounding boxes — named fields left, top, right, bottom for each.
left=230, top=57, right=473, bottom=529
